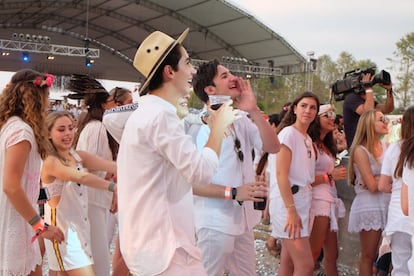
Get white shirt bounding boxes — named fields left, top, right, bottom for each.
left=194, top=112, right=262, bottom=235
left=382, top=142, right=411, bottom=235
left=117, top=95, right=218, bottom=276
left=76, top=120, right=113, bottom=209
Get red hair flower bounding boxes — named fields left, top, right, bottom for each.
left=45, top=74, right=55, bottom=87
left=31, top=73, right=55, bottom=88
left=33, top=77, right=43, bottom=86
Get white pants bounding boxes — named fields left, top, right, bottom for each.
left=89, top=204, right=110, bottom=276
left=129, top=248, right=206, bottom=276
left=196, top=228, right=256, bottom=276
left=390, top=232, right=411, bottom=276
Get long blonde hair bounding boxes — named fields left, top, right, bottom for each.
left=0, top=69, right=50, bottom=159
left=348, top=110, right=380, bottom=185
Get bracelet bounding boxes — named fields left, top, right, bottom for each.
left=286, top=203, right=295, bottom=209
left=323, top=173, right=329, bottom=183
left=224, top=186, right=231, bottom=200
left=31, top=220, right=49, bottom=243
left=28, top=214, right=41, bottom=226
left=108, top=180, right=116, bottom=192
left=365, top=89, right=373, bottom=94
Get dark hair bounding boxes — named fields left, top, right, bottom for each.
left=268, top=113, right=281, bottom=127
left=192, top=59, right=220, bottom=103
left=110, top=87, right=132, bottom=105
left=334, top=114, right=343, bottom=125
left=308, top=112, right=337, bottom=157
left=394, top=105, right=414, bottom=178
left=73, top=92, right=111, bottom=147
left=276, top=92, right=320, bottom=134
left=148, top=44, right=183, bottom=92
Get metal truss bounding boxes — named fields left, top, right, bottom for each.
left=192, top=59, right=282, bottom=77
left=0, top=39, right=100, bottom=58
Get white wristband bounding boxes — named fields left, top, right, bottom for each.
left=365, top=89, right=373, bottom=94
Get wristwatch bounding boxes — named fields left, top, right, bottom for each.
left=231, top=187, right=237, bottom=200
left=232, top=187, right=243, bottom=205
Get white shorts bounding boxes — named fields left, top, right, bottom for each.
left=45, top=227, right=93, bottom=271
left=310, top=198, right=345, bottom=232
left=270, top=184, right=312, bottom=239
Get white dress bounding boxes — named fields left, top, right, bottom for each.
left=348, top=145, right=390, bottom=232
left=0, top=117, right=42, bottom=276
left=43, top=149, right=93, bottom=271
left=270, top=126, right=315, bottom=239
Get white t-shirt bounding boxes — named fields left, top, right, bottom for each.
left=272, top=125, right=315, bottom=199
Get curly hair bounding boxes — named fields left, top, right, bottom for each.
left=0, top=69, right=50, bottom=159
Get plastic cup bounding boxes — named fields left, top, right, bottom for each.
left=209, top=95, right=231, bottom=110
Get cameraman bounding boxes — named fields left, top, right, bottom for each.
left=343, top=73, right=394, bottom=148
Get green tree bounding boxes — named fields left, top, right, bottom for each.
left=391, top=32, right=414, bottom=110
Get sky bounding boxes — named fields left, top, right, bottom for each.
left=234, top=0, right=414, bottom=74
left=1, top=0, right=413, bottom=89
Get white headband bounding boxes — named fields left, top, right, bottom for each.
left=318, top=104, right=332, bottom=115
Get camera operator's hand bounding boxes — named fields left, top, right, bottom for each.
left=380, top=81, right=393, bottom=92
left=361, top=73, right=374, bottom=90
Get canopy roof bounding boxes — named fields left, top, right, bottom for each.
left=0, top=0, right=306, bottom=82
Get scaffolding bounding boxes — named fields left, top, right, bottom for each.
left=192, top=59, right=282, bottom=77
left=0, top=39, right=99, bottom=58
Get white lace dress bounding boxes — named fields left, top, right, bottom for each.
left=0, top=117, right=42, bottom=275
left=348, top=145, right=391, bottom=233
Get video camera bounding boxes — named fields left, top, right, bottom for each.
left=331, top=66, right=391, bottom=101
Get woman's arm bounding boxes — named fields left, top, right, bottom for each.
left=353, top=146, right=378, bottom=192
left=378, top=174, right=392, bottom=193
left=42, top=156, right=115, bottom=192
left=4, top=141, right=65, bottom=242
left=3, top=141, right=39, bottom=222
left=77, top=150, right=116, bottom=174
left=401, top=183, right=408, bottom=216
left=276, top=145, right=302, bottom=239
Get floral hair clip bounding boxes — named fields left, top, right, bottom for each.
left=32, top=73, right=55, bottom=88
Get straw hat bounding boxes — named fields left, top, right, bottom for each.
left=133, top=28, right=189, bottom=95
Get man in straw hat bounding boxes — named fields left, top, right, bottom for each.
left=116, top=28, right=238, bottom=275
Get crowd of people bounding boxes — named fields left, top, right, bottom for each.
left=0, top=27, right=412, bottom=276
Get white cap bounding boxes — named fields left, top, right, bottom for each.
left=318, top=104, right=332, bottom=115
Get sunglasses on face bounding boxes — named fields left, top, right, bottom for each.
left=378, top=116, right=389, bottom=124
left=234, top=136, right=244, bottom=162
left=112, top=87, right=123, bottom=103
left=320, top=111, right=336, bottom=119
